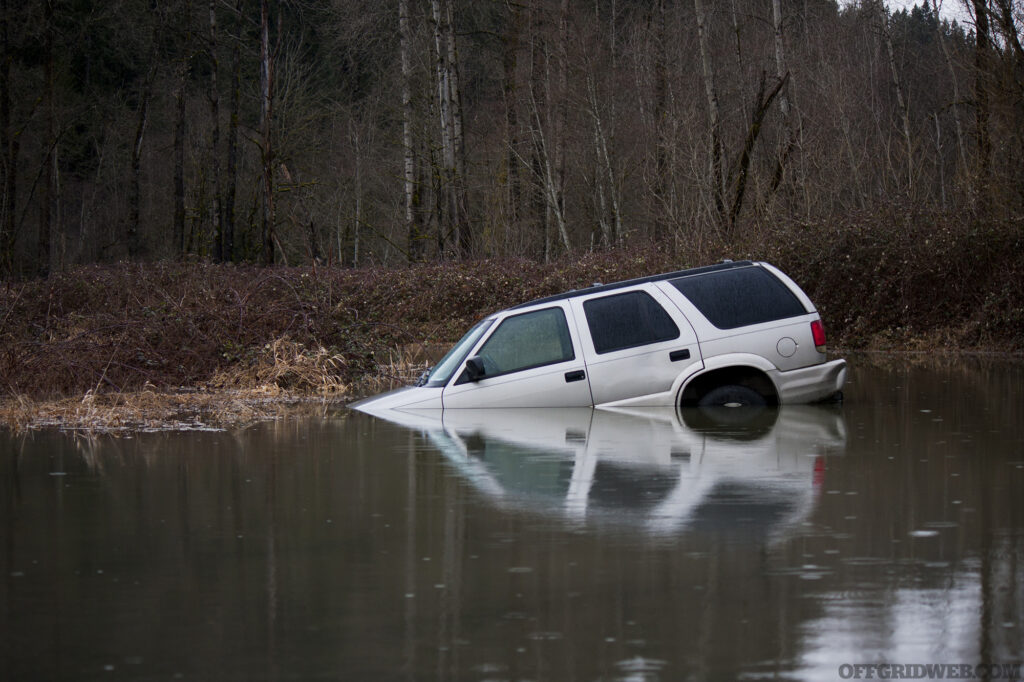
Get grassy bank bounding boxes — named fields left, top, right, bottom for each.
left=2, top=212, right=1022, bottom=431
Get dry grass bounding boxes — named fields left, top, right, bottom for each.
left=208, top=337, right=350, bottom=395
left=0, top=387, right=340, bottom=434
left=350, top=343, right=436, bottom=396
left=0, top=339, right=437, bottom=434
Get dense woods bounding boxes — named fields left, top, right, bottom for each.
left=0, top=0, right=1022, bottom=276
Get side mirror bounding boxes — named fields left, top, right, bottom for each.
left=464, top=356, right=486, bottom=382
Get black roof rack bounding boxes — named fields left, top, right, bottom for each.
left=509, top=260, right=756, bottom=310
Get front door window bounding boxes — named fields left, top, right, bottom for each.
left=460, top=307, right=574, bottom=382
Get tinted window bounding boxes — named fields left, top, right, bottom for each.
left=669, top=267, right=807, bottom=329
left=583, top=290, right=680, bottom=354
left=474, top=307, right=574, bottom=376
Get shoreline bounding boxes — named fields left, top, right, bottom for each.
left=4, top=349, right=1021, bottom=435
left=0, top=388, right=354, bottom=435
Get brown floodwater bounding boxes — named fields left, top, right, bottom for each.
left=2, top=355, right=1023, bottom=681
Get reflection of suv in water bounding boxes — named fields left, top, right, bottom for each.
left=353, top=260, right=846, bottom=411
left=352, top=405, right=847, bottom=537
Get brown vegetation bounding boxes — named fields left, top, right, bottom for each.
left=1, top=210, right=1021, bottom=431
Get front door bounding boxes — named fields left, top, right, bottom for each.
left=442, top=304, right=593, bottom=408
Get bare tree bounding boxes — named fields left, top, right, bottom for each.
left=172, top=0, right=193, bottom=259
left=260, top=0, right=275, bottom=264
left=876, top=0, right=914, bottom=192
left=0, top=0, right=13, bottom=274
left=223, top=0, right=243, bottom=263
left=501, top=3, right=523, bottom=247
left=931, top=0, right=968, bottom=189
left=971, top=0, right=992, bottom=212
left=770, top=0, right=799, bottom=194
left=38, top=0, right=54, bottom=275
left=693, top=0, right=726, bottom=229
left=208, top=0, right=222, bottom=262
left=400, top=0, right=422, bottom=261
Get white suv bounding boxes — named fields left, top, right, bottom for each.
left=353, top=261, right=846, bottom=411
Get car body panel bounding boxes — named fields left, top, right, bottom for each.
left=568, top=284, right=703, bottom=406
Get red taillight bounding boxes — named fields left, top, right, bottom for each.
left=811, top=319, right=827, bottom=352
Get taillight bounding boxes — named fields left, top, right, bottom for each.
left=811, top=319, right=827, bottom=353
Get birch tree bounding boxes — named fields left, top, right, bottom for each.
left=693, top=0, right=725, bottom=229
left=876, top=0, right=914, bottom=192
left=400, top=0, right=422, bottom=261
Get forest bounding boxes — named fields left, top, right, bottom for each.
left=1, top=0, right=1022, bottom=277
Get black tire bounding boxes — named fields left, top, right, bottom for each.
left=697, top=384, right=766, bottom=408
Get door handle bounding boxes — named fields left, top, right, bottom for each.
left=669, top=349, right=691, bottom=362
left=565, top=370, right=586, bottom=383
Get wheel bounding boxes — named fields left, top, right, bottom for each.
left=697, top=384, right=766, bottom=408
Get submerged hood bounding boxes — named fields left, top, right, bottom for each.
left=349, top=385, right=444, bottom=414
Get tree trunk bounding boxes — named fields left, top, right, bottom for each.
left=972, top=0, right=992, bottom=213
left=208, top=0, right=222, bottom=262
left=39, top=0, right=54, bottom=276
left=0, top=0, right=13, bottom=275
left=553, top=0, right=569, bottom=251
left=652, top=0, right=670, bottom=240
left=729, top=71, right=787, bottom=227
left=130, top=62, right=155, bottom=260
left=526, top=25, right=571, bottom=259
left=445, top=0, right=470, bottom=257
left=693, top=0, right=725, bottom=227
left=173, top=0, right=191, bottom=260
left=528, top=5, right=550, bottom=260
left=878, top=1, right=913, bottom=192
left=400, top=0, right=422, bottom=262
left=770, top=0, right=800, bottom=195
left=224, top=0, right=242, bottom=263
left=352, top=124, right=361, bottom=266
left=260, top=0, right=275, bottom=265
left=430, top=0, right=452, bottom=255
left=502, top=4, right=522, bottom=246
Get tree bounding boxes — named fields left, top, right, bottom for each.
left=260, top=0, right=275, bottom=265
left=1, top=0, right=19, bottom=274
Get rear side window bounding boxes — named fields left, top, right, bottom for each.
left=584, top=290, right=680, bottom=354
left=669, top=266, right=807, bottom=329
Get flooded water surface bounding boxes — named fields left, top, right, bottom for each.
left=2, top=356, right=1023, bottom=680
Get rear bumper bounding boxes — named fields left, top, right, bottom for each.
left=772, top=358, right=847, bottom=404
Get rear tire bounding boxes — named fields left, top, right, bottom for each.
left=697, top=384, right=766, bottom=408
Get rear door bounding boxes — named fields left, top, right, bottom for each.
left=569, top=285, right=701, bottom=406
left=441, top=303, right=594, bottom=408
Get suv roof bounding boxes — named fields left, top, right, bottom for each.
left=510, top=259, right=755, bottom=310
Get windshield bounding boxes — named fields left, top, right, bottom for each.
left=424, top=318, right=494, bottom=388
